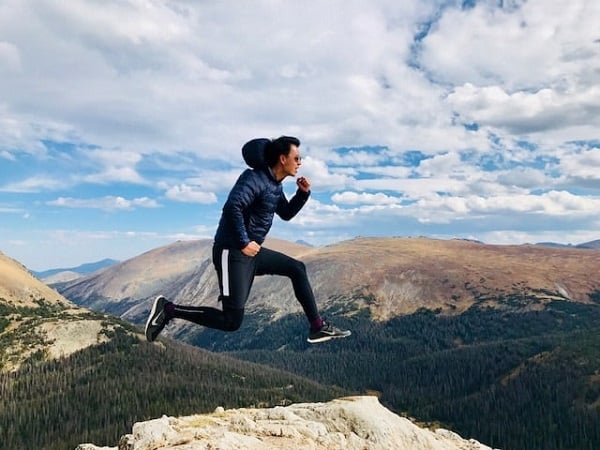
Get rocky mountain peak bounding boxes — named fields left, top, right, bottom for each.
left=77, top=396, right=496, bottom=450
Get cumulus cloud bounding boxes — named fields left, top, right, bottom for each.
left=0, top=176, right=71, bottom=193
left=0, top=0, right=461, bottom=158
left=447, top=83, right=600, bottom=135
left=1, top=0, right=599, bottom=267
left=47, top=196, right=160, bottom=211
left=299, top=157, right=350, bottom=192
left=165, top=184, right=217, bottom=204
left=558, top=147, right=600, bottom=187
left=423, top=1, right=600, bottom=145
left=419, top=1, right=600, bottom=90
left=78, top=149, right=146, bottom=184
left=411, top=190, right=600, bottom=224
left=331, top=191, right=402, bottom=205
left=494, top=167, right=555, bottom=190
left=0, top=205, right=23, bottom=213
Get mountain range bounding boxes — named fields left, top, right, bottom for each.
left=54, top=236, right=599, bottom=327
left=33, top=258, right=120, bottom=284
left=3, top=237, right=600, bottom=449
left=535, top=239, right=600, bottom=249
left=50, top=236, right=600, bottom=450
left=0, top=248, right=353, bottom=449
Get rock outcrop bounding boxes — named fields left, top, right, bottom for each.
left=77, top=396, right=497, bottom=450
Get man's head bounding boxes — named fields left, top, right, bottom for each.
left=265, top=136, right=302, bottom=179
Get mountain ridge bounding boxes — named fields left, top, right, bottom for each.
left=52, top=236, right=600, bottom=449
left=33, top=258, right=120, bottom=284
left=3, top=237, right=600, bottom=449
left=0, top=251, right=352, bottom=449
left=55, top=236, right=600, bottom=332
left=535, top=238, right=600, bottom=249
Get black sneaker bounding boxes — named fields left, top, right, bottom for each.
left=307, top=320, right=351, bottom=344
left=145, top=296, right=169, bottom=342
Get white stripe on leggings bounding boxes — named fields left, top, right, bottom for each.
left=221, top=248, right=229, bottom=297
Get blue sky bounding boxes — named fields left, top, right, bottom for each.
left=1, top=0, right=599, bottom=271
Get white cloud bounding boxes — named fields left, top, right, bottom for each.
left=332, top=191, right=402, bottom=205
left=0, top=176, right=70, bottom=193
left=472, top=229, right=600, bottom=246
left=184, top=169, right=247, bottom=194
left=494, top=167, right=554, bottom=190
left=0, top=108, right=58, bottom=157
left=447, top=83, right=600, bottom=135
left=415, top=152, right=462, bottom=177
left=324, top=148, right=390, bottom=166
left=0, top=150, right=16, bottom=160
left=1, top=0, right=599, bottom=268
left=412, top=190, right=600, bottom=224
left=0, top=41, right=21, bottom=73
left=79, top=149, right=146, bottom=184
left=421, top=1, right=600, bottom=145
left=165, top=184, right=217, bottom=204
left=355, top=165, right=413, bottom=178
left=285, top=198, right=352, bottom=228
left=419, top=1, right=600, bottom=90
left=47, top=196, right=160, bottom=211
left=0, top=0, right=465, bottom=157
left=558, top=148, right=600, bottom=186
left=3, top=0, right=593, bottom=161
left=0, top=205, right=23, bottom=213
left=299, top=157, right=350, bottom=192
left=81, top=167, right=144, bottom=185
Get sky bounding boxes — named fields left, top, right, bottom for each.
left=1, top=0, right=599, bottom=271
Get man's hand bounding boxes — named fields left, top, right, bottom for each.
left=242, top=241, right=261, bottom=257
left=296, top=176, right=311, bottom=193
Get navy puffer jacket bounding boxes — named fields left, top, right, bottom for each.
left=214, top=167, right=310, bottom=249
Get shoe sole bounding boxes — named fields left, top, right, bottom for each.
left=307, top=330, right=351, bottom=344
left=145, top=295, right=166, bottom=342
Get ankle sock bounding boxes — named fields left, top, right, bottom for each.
left=164, top=302, right=175, bottom=318
left=310, top=316, right=324, bottom=332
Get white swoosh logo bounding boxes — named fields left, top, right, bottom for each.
left=151, top=312, right=163, bottom=326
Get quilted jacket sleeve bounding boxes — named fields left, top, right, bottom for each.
left=276, top=188, right=310, bottom=221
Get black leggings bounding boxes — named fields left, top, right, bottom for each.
left=169, top=244, right=320, bottom=331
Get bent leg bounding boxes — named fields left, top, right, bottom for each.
left=255, top=247, right=320, bottom=323
left=168, top=304, right=244, bottom=331
left=166, top=245, right=254, bottom=332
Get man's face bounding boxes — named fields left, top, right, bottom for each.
left=282, top=144, right=302, bottom=177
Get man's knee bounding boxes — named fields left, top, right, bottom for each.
left=223, top=308, right=244, bottom=332
left=290, top=259, right=307, bottom=276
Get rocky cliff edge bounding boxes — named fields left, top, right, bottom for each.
left=76, top=396, right=497, bottom=450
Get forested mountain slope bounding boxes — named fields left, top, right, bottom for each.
left=53, top=237, right=600, bottom=450
left=0, top=247, right=345, bottom=450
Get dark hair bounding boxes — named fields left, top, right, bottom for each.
left=264, top=136, right=300, bottom=167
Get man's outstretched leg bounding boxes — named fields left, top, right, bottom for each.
left=255, top=247, right=351, bottom=343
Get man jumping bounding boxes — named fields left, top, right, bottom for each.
left=145, top=136, right=351, bottom=344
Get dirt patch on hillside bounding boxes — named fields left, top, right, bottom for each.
left=38, top=320, right=113, bottom=359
